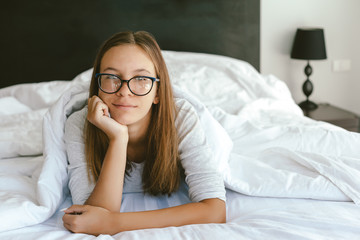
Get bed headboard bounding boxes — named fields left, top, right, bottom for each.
left=0, top=0, right=259, bottom=89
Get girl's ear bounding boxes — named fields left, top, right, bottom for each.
left=153, top=83, right=160, bottom=104
left=153, top=95, right=159, bottom=104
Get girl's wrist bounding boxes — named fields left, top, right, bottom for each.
left=107, top=126, right=129, bottom=143
left=110, top=212, right=124, bottom=234
left=109, top=134, right=129, bottom=145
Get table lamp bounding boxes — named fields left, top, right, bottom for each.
left=291, top=28, right=327, bottom=111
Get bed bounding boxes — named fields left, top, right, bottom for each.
left=1, top=1, right=360, bottom=240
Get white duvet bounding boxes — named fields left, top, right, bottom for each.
left=0, top=51, right=360, bottom=237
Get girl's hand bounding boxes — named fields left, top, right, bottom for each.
left=62, top=205, right=118, bottom=236
left=87, top=96, right=128, bottom=142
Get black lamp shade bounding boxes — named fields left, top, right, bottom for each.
left=291, top=28, right=327, bottom=60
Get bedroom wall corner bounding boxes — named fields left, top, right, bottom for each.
left=260, top=0, right=360, bottom=115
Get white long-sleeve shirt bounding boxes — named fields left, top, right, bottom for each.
left=64, top=98, right=226, bottom=208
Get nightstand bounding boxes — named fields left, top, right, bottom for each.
left=303, top=103, right=360, bottom=132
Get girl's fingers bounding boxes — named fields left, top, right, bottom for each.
left=63, top=205, right=87, bottom=214
left=89, top=96, right=105, bottom=109
left=63, top=222, right=72, bottom=230
left=89, top=96, right=102, bottom=111
left=102, top=106, right=109, bottom=117
left=87, top=96, right=110, bottom=123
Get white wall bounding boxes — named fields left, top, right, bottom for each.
left=261, top=0, right=360, bottom=115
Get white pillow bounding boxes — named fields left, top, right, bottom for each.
left=0, top=97, right=32, bottom=115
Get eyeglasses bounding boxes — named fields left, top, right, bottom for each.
left=96, top=73, right=160, bottom=96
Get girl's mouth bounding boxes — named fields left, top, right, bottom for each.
left=112, top=103, right=137, bottom=110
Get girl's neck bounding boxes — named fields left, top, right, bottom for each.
left=127, top=124, right=149, bottom=164
left=128, top=124, right=148, bottom=146
left=127, top=111, right=151, bottom=147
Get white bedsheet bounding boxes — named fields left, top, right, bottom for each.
left=1, top=191, right=360, bottom=240
left=1, top=51, right=360, bottom=239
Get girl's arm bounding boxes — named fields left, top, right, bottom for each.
left=63, top=198, right=225, bottom=235
left=84, top=138, right=127, bottom=211
left=83, top=96, right=129, bottom=212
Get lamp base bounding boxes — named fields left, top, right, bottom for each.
left=299, top=100, right=318, bottom=111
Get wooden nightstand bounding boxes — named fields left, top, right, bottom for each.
left=303, top=103, right=360, bottom=132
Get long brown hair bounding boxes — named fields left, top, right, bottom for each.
left=85, top=31, right=181, bottom=195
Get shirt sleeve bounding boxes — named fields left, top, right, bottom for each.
left=64, top=107, right=95, bottom=205
left=175, top=99, right=226, bottom=202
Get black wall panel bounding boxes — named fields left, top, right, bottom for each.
left=0, top=0, right=259, bottom=88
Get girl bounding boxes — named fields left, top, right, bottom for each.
left=62, top=31, right=226, bottom=235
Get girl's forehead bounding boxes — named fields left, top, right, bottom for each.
left=100, top=45, right=156, bottom=75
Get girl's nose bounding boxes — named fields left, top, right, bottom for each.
left=116, top=81, right=132, bottom=96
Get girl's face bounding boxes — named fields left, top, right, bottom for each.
left=98, top=44, right=159, bottom=127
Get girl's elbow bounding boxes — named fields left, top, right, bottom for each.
left=201, top=198, right=226, bottom=223
left=215, top=202, right=226, bottom=223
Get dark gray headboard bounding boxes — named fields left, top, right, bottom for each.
left=0, top=0, right=259, bottom=88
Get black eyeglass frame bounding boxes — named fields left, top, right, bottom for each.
left=96, top=73, right=160, bottom=96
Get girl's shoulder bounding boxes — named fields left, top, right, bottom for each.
left=173, top=98, right=200, bottom=130
left=174, top=98, right=197, bottom=115
left=65, top=106, right=88, bottom=139
left=66, top=106, right=88, bottom=125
